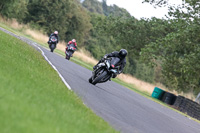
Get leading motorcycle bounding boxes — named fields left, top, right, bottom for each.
left=89, top=57, right=120, bottom=85
left=48, top=36, right=57, bottom=52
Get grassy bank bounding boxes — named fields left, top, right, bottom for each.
left=0, top=30, right=118, bottom=133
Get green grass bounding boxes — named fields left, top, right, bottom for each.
left=0, top=30, right=118, bottom=133
left=1, top=22, right=200, bottom=124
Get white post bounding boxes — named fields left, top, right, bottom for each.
left=195, top=92, right=200, bottom=104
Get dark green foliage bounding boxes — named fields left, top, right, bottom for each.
left=0, top=0, right=92, bottom=45
left=24, top=0, right=92, bottom=44
left=102, top=0, right=107, bottom=15
left=84, top=13, right=118, bottom=59
left=82, top=0, right=104, bottom=14
left=141, top=0, right=200, bottom=94
left=82, top=0, right=131, bottom=17
left=0, top=0, right=28, bottom=22
left=106, top=4, right=131, bottom=17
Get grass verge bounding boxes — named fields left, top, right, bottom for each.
left=0, top=29, right=118, bottom=133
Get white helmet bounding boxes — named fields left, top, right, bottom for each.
left=72, top=39, right=76, bottom=43
left=54, top=31, right=58, bottom=34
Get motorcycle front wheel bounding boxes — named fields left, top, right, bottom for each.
left=65, top=51, right=73, bottom=60
left=50, top=44, right=55, bottom=52
left=92, top=70, right=108, bottom=85
left=88, top=77, right=92, bottom=83
left=65, top=55, right=70, bottom=60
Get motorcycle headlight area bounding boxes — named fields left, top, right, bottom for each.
left=110, top=69, right=118, bottom=73
left=98, top=63, right=105, bottom=67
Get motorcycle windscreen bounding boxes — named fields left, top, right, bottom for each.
left=68, top=44, right=76, bottom=48
left=51, top=36, right=57, bottom=42
left=110, top=57, right=120, bottom=67
left=68, top=44, right=76, bottom=50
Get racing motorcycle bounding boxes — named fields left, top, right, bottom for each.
left=48, top=36, right=58, bottom=52
left=89, top=57, right=120, bottom=85
left=65, top=44, right=77, bottom=60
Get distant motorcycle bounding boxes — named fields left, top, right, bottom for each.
left=65, top=44, right=77, bottom=60
left=89, top=57, right=120, bottom=85
left=48, top=36, right=57, bottom=52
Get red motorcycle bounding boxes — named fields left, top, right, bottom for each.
left=65, top=44, right=77, bottom=60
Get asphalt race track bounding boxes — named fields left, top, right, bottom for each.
left=1, top=27, right=200, bottom=133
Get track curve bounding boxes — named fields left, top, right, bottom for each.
left=39, top=46, right=200, bottom=133
left=1, top=27, right=200, bottom=133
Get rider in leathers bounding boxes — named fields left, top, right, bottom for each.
left=48, top=31, right=59, bottom=44
left=93, top=49, right=127, bottom=78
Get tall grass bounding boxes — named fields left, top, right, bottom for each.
left=0, top=16, right=196, bottom=100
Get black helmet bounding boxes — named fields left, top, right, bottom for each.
left=119, top=49, right=127, bottom=58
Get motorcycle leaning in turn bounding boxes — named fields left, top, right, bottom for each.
left=89, top=57, right=121, bottom=85
left=65, top=44, right=77, bottom=60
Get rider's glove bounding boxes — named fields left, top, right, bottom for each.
left=101, top=56, right=107, bottom=62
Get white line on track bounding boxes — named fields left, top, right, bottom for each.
left=0, top=27, right=72, bottom=90
left=32, top=43, right=90, bottom=107
left=0, top=27, right=92, bottom=107
left=32, top=42, right=72, bottom=90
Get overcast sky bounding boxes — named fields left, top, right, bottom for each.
left=98, top=0, right=183, bottom=19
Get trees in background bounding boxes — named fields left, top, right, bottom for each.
left=1, top=0, right=200, bottom=94
left=25, top=0, right=92, bottom=45
left=0, top=0, right=92, bottom=45
left=0, top=0, right=28, bottom=22
left=82, top=0, right=104, bottom=14
left=141, top=0, right=200, bottom=94
left=82, top=0, right=131, bottom=17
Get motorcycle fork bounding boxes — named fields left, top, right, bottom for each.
left=92, top=68, right=103, bottom=79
